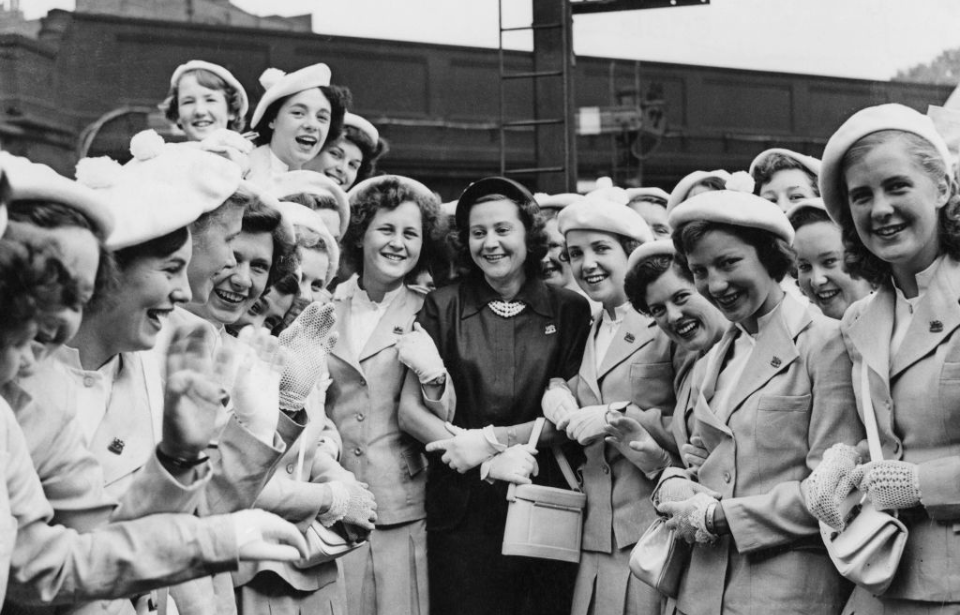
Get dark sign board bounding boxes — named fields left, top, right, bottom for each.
left=571, top=0, right=709, bottom=15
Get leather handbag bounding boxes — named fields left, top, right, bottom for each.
left=819, top=361, right=908, bottom=595
left=294, top=520, right=367, bottom=569
left=502, top=418, right=587, bottom=564
left=629, top=515, right=692, bottom=598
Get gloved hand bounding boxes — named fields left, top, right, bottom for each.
left=230, top=509, right=309, bottom=562
left=680, top=436, right=710, bottom=476
left=541, top=380, right=578, bottom=426
left=425, top=423, right=504, bottom=472
left=658, top=492, right=719, bottom=544
left=654, top=476, right=721, bottom=507
left=604, top=414, right=672, bottom=476
left=850, top=459, right=922, bottom=511
left=481, top=444, right=539, bottom=485
left=563, top=405, right=609, bottom=445
left=802, top=442, right=861, bottom=530
left=278, top=302, right=338, bottom=411
left=395, top=323, right=446, bottom=384
left=229, top=326, right=284, bottom=445
left=161, top=323, right=224, bottom=461
left=318, top=481, right=378, bottom=530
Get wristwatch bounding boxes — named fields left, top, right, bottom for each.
left=426, top=373, right=446, bottom=386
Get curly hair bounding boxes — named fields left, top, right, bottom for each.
left=160, top=68, right=247, bottom=133
left=330, top=124, right=390, bottom=185
left=835, top=130, right=960, bottom=288
left=788, top=206, right=832, bottom=232
left=240, top=199, right=299, bottom=291
left=340, top=176, right=447, bottom=283
left=253, top=85, right=352, bottom=150
left=453, top=193, right=548, bottom=281
left=672, top=220, right=796, bottom=282
left=751, top=152, right=819, bottom=195
left=624, top=254, right=692, bottom=315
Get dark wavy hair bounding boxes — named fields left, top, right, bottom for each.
left=330, top=124, right=390, bottom=185
left=835, top=130, right=960, bottom=288
left=673, top=220, right=796, bottom=282
left=624, top=254, right=693, bottom=315
left=751, top=152, right=819, bottom=195
left=788, top=206, right=832, bottom=232
left=560, top=235, right=641, bottom=264
left=240, top=200, right=299, bottom=291
left=253, top=85, right=352, bottom=150
left=341, top=176, right=447, bottom=283
left=160, top=68, right=247, bottom=133
left=453, top=193, right=548, bottom=280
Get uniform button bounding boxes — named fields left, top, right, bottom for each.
left=285, top=463, right=295, bottom=474
left=354, top=447, right=363, bottom=456
left=357, top=413, right=365, bottom=422
left=83, top=376, right=95, bottom=387
left=601, top=465, right=610, bottom=475
left=359, top=379, right=367, bottom=386
left=723, top=471, right=732, bottom=483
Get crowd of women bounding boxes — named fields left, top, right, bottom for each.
left=0, top=56, right=958, bottom=615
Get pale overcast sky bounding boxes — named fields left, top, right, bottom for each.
left=17, top=0, right=960, bottom=81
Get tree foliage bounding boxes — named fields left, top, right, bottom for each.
left=894, top=48, right=960, bottom=85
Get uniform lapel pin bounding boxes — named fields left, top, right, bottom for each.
left=930, top=320, right=944, bottom=333
left=770, top=356, right=782, bottom=368
left=108, top=438, right=125, bottom=455
left=393, top=326, right=405, bottom=335
left=624, top=333, right=636, bottom=343
left=545, top=324, right=557, bottom=335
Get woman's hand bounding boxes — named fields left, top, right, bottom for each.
left=228, top=326, right=285, bottom=445
left=655, top=476, right=721, bottom=507
left=318, top=481, right=378, bottom=530
left=658, top=493, right=719, bottom=544
left=562, top=405, right=608, bottom=445
left=604, top=414, right=672, bottom=475
left=541, top=380, right=578, bottom=426
left=277, top=302, right=338, bottom=411
left=801, top=442, right=860, bottom=529
left=395, top=323, right=446, bottom=384
left=231, top=509, right=309, bottom=562
left=482, top=444, right=539, bottom=485
left=425, top=423, right=501, bottom=472
left=850, top=459, right=921, bottom=511
left=680, top=436, right=710, bottom=476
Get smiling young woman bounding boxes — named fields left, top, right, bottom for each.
left=161, top=60, right=249, bottom=143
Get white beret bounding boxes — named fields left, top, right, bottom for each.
left=668, top=189, right=794, bottom=244
left=786, top=197, right=831, bottom=227
left=557, top=196, right=653, bottom=243
left=626, top=239, right=675, bottom=274
left=625, top=187, right=669, bottom=205
left=344, top=112, right=379, bottom=144
left=275, top=200, right=340, bottom=286
left=535, top=192, right=581, bottom=211
left=251, top=63, right=333, bottom=131
left=667, top=169, right=732, bottom=213
left=268, top=170, right=349, bottom=239
left=78, top=131, right=242, bottom=250
left=820, top=103, right=952, bottom=224
left=0, top=152, right=115, bottom=239
left=587, top=185, right=629, bottom=205
left=748, top=148, right=821, bottom=180
left=348, top=174, right=436, bottom=206
left=170, top=60, right=249, bottom=120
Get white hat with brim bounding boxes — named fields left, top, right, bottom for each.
left=749, top=148, right=822, bottom=180
left=786, top=197, right=831, bottom=227
left=558, top=196, right=653, bottom=243
left=268, top=170, right=349, bottom=239
left=820, top=103, right=952, bottom=225
left=250, top=64, right=333, bottom=131
left=0, top=151, right=115, bottom=239
left=78, top=130, right=241, bottom=250
left=344, top=113, right=379, bottom=144
left=668, top=189, right=794, bottom=244
left=587, top=185, right=629, bottom=205
left=170, top=60, right=249, bottom=120
left=626, top=239, right=675, bottom=273
left=275, top=200, right=340, bottom=286
left=667, top=169, right=732, bottom=213
left=625, top=187, right=669, bottom=206
left=535, top=192, right=582, bottom=211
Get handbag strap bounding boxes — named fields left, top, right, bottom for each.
left=859, top=361, right=884, bottom=462
left=525, top=417, right=581, bottom=493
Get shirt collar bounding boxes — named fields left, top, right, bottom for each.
left=334, top=274, right=404, bottom=309
left=600, top=302, right=631, bottom=327
left=892, top=254, right=943, bottom=306
left=462, top=274, right=554, bottom=319
left=269, top=148, right=290, bottom=175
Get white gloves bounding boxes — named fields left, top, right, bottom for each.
left=561, top=405, right=609, bottom=445
left=318, top=481, right=378, bottom=530
left=541, top=379, right=578, bottom=426
left=230, top=509, right=309, bottom=562
left=396, top=323, right=446, bottom=384
left=228, top=326, right=284, bottom=445
left=603, top=413, right=672, bottom=477
left=680, top=436, right=710, bottom=476
left=802, top=442, right=860, bottom=530
left=425, top=423, right=504, bottom=472
left=658, top=492, right=719, bottom=544
left=278, top=302, right=338, bottom=411
left=850, top=459, right=922, bottom=511
left=654, top=476, right=721, bottom=507
left=481, top=445, right=539, bottom=485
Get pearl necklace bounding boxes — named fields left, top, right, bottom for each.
left=487, top=300, right=527, bottom=318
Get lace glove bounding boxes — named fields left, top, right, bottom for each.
left=603, top=414, right=672, bottom=477
left=318, top=481, right=378, bottom=530
left=425, top=423, right=504, bottom=472
left=231, top=509, right=309, bottom=561
left=563, top=405, right=610, bottom=445
left=658, top=493, right=719, bottom=544
left=229, top=326, right=284, bottom=445
left=541, top=380, right=578, bottom=426
left=850, top=459, right=922, bottom=511
left=680, top=436, right=709, bottom=476
left=802, top=442, right=861, bottom=530
left=395, top=323, right=446, bottom=384
left=480, top=444, right=539, bottom=484
left=654, top=476, right=721, bottom=507
left=277, top=302, right=338, bottom=411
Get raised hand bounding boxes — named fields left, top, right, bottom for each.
left=277, top=302, right=338, bottom=411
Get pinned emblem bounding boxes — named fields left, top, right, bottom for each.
left=770, top=356, right=782, bottom=368
left=393, top=326, right=405, bottom=335
left=545, top=324, right=557, bottom=335
left=108, top=438, right=125, bottom=455
left=930, top=320, right=944, bottom=333
left=624, top=333, right=636, bottom=343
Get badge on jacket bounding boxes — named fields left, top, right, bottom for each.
left=545, top=324, right=557, bottom=335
